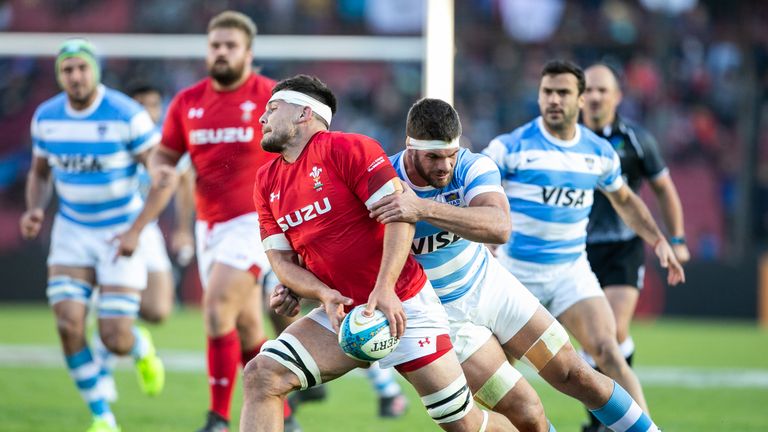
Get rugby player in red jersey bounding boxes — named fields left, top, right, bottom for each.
left=114, top=11, right=297, bottom=432
left=240, top=74, right=513, bottom=432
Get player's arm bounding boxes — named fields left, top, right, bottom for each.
left=265, top=247, right=352, bottom=332
left=370, top=180, right=511, bottom=244
left=649, top=172, right=689, bottom=264
left=363, top=178, right=411, bottom=338
left=20, top=156, right=53, bottom=239
left=115, top=146, right=182, bottom=257
left=172, top=168, right=196, bottom=265
left=604, top=184, right=685, bottom=285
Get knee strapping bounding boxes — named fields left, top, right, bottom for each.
left=422, top=375, right=474, bottom=424
left=258, top=333, right=321, bottom=390
left=521, top=321, right=569, bottom=372
left=474, top=362, right=523, bottom=409
left=46, top=276, right=93, bottom=305
left=98, top=292, right=140, bottom=318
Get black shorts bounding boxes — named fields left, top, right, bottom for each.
left=586, top=236, right=645, bottom=290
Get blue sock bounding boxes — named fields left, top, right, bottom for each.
left=590, top=382, right=658, bottom=432
left=65, top=346, right=116, bottom=426
left=366, top=362, right=401, bottom=398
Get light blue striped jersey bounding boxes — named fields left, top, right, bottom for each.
left=391, top=148, right=505, bottom=303
left=31, top=85, right=159, bottom=227
left=483, top=117, right=624, bottom=264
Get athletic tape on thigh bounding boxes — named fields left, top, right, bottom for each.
left=474, top=362, right=523, bottom=409
left=97, top=292, right=141, bottom=318
left=521, top=321, right=569, bottom=372
left=259, top=333, right=322, bottom=390
left=421, top=375, right=474, bottom=424
left=46, top=276, right=93, bottom=305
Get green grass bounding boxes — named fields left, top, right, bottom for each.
left=1, top=304, right=767, bottom=431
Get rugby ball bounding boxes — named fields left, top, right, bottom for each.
left=338, top=305, right=399, bottom=362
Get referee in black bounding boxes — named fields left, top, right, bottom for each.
left=580, top=63, right=690, bottom=432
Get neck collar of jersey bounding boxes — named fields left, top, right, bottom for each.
left=537, top=116, right=580, bottom=147
left=65, top=84, right=105, bottom=118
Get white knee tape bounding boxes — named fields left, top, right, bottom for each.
left=522, top=321, right=569, bottom=371
left=474, top=362, right=523, bottom=409
left=258, top=333, right=322, bottom=390
left=422, top=375, right=474, bottom=424
left=46, top=276, right=93, bottom=305
left=97, top=292, right=141, bottom=318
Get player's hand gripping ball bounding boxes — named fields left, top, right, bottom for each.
left=338, top=305, right=400, bottom=361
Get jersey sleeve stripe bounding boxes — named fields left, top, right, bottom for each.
left=464, top=185, right=505, bottom=204
left=263, top=234, right=293, bottom=251
left=364, top=178, right=398, bottom=209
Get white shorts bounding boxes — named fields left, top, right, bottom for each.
left=47, top=215, right=148, bottom=289
left=142, top=222, right=172, bottom=273
left=497, top=251, right=604, bottom=318
left=195, top=212, right=270, bottom=289
left=445, top=256, right=541, bottom=363
left=307, top=281, right=451, bottom=370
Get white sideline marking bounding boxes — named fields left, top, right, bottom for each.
left=0, top=344, right=766, bottom=389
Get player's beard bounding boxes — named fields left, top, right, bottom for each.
left=66, top=83, right=98, bottom=109
left=261, top=126, right=298, bottom=153
left=414, top=156, right=452, bottom=188
left=544, top=107, right=578, bottom=134
left=209, top=58, right=246, bottom=87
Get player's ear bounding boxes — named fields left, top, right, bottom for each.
left=297, top=106, right=312, bottom=123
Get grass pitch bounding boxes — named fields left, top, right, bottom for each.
left=0, top=304, right=766, bottom=431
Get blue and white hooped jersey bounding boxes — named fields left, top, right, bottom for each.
left=483, top=117, right=624, bottom=265
left=31, top=85, right=159, bottom=227
left=391, top=148, right=505, bottom=304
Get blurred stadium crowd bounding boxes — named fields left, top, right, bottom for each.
left=0, top=0, right=766, bottom=265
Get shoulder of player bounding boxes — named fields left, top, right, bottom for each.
left=33, top=92, right=68, bottom=120
left=251, top=73, right=277, bottom=91
left=578, top=125, right=619, bottom=161
left=489, top=119, right=536, bottom=151
left=101, top=87, right=145, bottom=118
left=171, top=78, right=211, bottom=104
left=618, top=117, right=656, bottom=145
left=455, top=148, right=498, bottom=178
left=324, top=130, right=382, bottom=151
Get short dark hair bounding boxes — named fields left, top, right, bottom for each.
left=273, top=74, right=337, bottom=125
left=405, top=98, right=461, bottom=142
left=208, top=10, right=257, bottom=48
left=126, top=80, right=162, bottom=98
left=541, top=60, right=586, bottom=95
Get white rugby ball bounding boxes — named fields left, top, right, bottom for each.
left=338, top=305, right=399, bottom=361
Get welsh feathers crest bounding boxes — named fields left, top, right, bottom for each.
left=309, top=166, right=324, bottom=190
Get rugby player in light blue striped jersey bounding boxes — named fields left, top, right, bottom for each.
left=20, top=38, right=165, bottom=432
left=483, top=60, right=685, bottom=432
left=368, top=97, right=670, bottom=432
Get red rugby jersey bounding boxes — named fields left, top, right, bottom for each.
left=162, top=73, right=277, bottom=223
left=253, top=131, right=426, bottom=306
